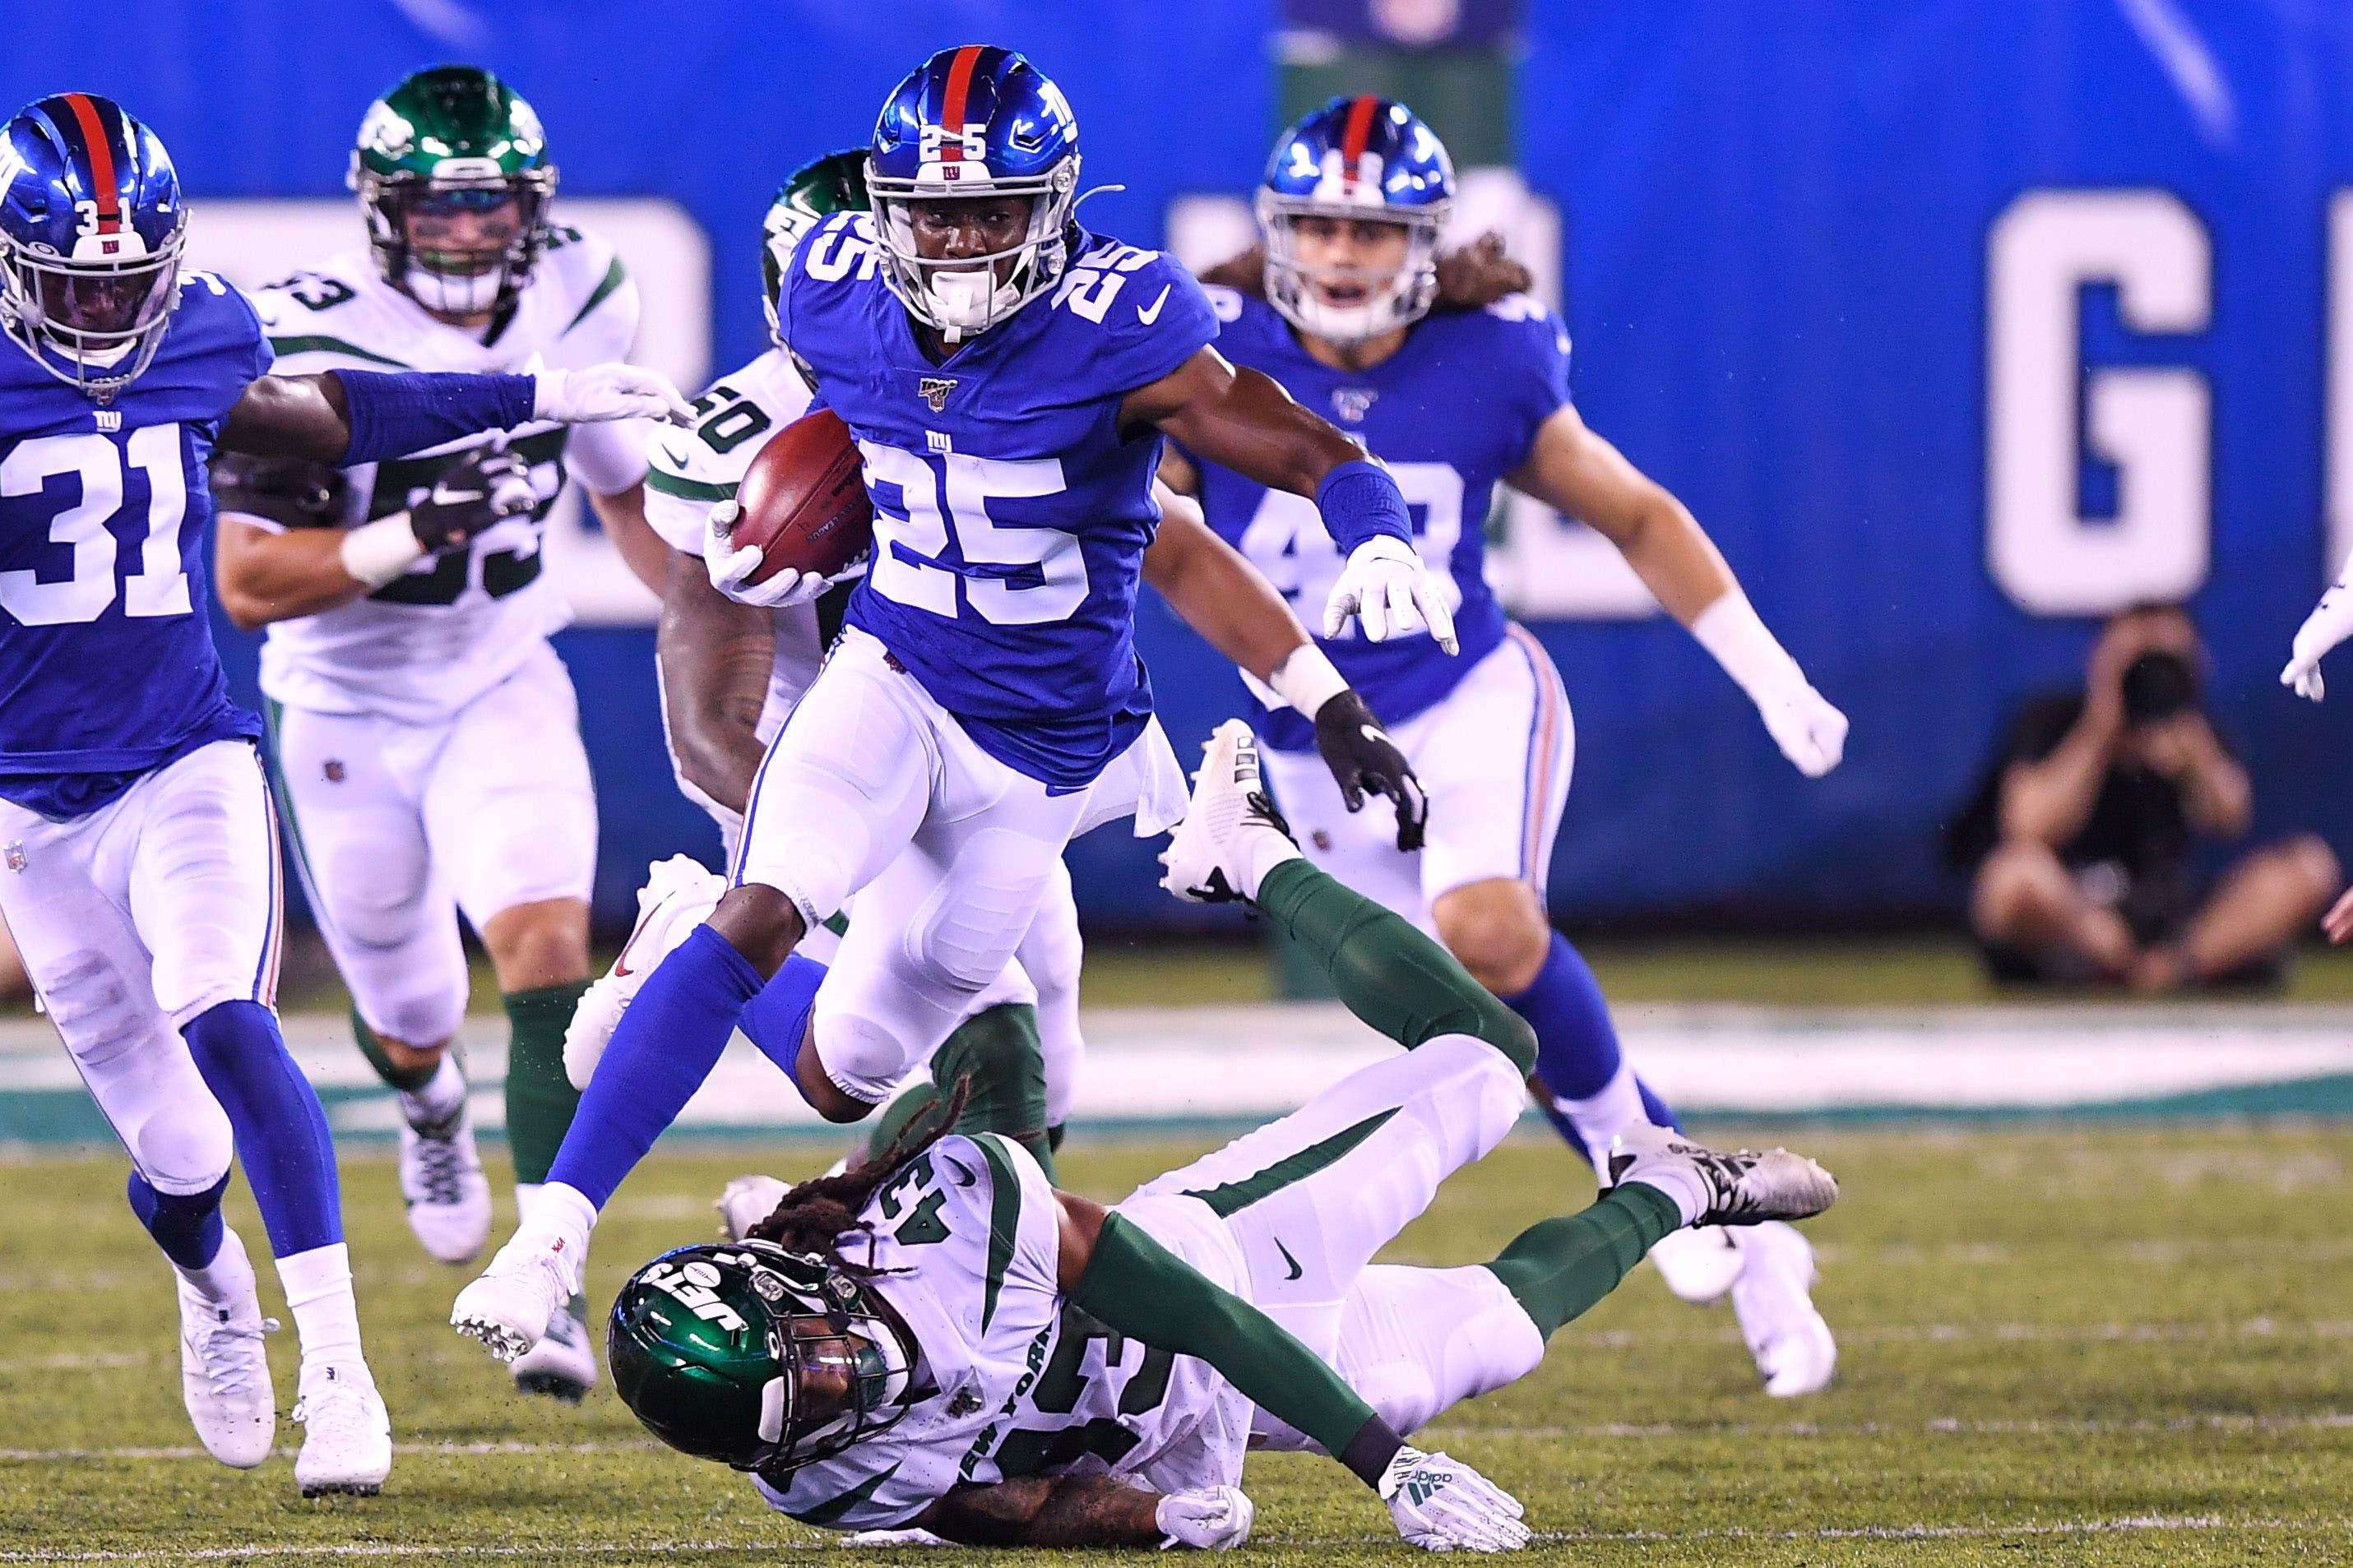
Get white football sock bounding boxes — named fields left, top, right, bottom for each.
left=174, top=1224, right=257, bottom=1307
left=396, top=1054, right=466, bottom=1127
left=276, top=1242, right=365, bottom=1371
left=1555, top=1062, right=1651, bottom=1167
left=1240, top=834, right=1303, bottom=903
left=1626, top=1168, right=1707, bottom=1228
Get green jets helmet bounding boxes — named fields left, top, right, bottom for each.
left=349, top=65, right=558, bottom=318
left=608, top=1241, right=916, bottom=1476
left=762, top=149, right=869, bottom=347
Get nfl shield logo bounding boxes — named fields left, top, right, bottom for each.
left=1332, top=386, right=1378, bottom=423
left=3, top=842, right=22, bottom=873
left=919, top=377, right=957, bottom=413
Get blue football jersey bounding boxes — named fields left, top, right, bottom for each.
left=0, top=272, right=267, bottom=817
left=777, top=214, right=1218, bottom=789
left=1186, top=288, right=1572, bottom=751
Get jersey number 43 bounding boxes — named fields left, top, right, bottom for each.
left=0, top=427, right=192, bottom=627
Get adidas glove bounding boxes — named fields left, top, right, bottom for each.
left=1378, top=1445, right=1531, bottom=1554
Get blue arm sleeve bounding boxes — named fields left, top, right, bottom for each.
left=1316, top=460, right=1413, bottom=552
left=334, top=369, right=540, bottom=466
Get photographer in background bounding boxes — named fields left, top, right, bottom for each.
left=1947, top=605, right=2341, bottom=992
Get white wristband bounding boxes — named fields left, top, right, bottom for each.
left=1267, top=643, right=1350, bottom=717
left=339, top=513, right=426, bottom=590
left=1690, top=590, right=1804, bottom=701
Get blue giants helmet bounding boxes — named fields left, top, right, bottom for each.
left=866, top=45, right=1081, bottom=343
left=0, top=94, right=187, bottom=400
left=1258, top=95, right=1456, bottom=345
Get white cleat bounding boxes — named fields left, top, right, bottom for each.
left=291, top=1362, right=391, bottom=1497
left=1730, top=1219, right=1837, bottom=1397
left=175, top=1231, right=276, bottom=1469
left=1158, top=719, right=1299, bottom=905
left=452, top=1223, right=581, bottom=1363
left=1647, top=1223, right=1746, bottom=1305
left=565, top=854, right=725, bottom=1090
left=511, top=1297, right=599, bottom=1403
left=1606, top=1123, right=1839, bottom=1227
left=399, top=1101, right=493, bottom=1265
left=717, top=1173, right=790, bottom=1242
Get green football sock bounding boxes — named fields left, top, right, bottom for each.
left=1485, top=1183, right=1682, bottom=1339
left=867, top=1004, right=1056, bottom=1180
left=504, top=982, right=587, bottom=1188
left=351, top=1007, right=438, bottom=1094
left=1254, top=858, right=1536, bottom=1073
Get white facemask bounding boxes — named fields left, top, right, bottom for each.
left=403, top=261, right=507, bottom=317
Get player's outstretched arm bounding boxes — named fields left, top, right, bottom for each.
left=1143, top=479, right=1428, bottom=849
left=657, top=548, right=778, bottom=817
left=1124, top=349, right=1457, bottom=652
left=212, top=444, right=538, bottom=628
left=1050, top=1190, right=1528, bottom=1554
left=1511, top=402, right=1847, bottom=777
left=220, top=365, right=691, bottom=465
left=913, top=1475, right=1250, bottom=1551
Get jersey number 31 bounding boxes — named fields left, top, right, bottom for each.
left=0, top=427, right=192, bottom=627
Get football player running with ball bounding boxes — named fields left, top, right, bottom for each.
left=207, top=67, right=662, bottom=1402
left=0, top=93, right=683, bottom=1492
left=1160, top=99, right=1847, bottom=1395
left=451, top=45, right=1457, bottom=1361
left=604, top=723, right=1840, bottom=1551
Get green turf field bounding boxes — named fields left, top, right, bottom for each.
left=2, top=1124, right=2349, bottom=1563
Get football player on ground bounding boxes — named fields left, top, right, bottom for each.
left=602, top=723, right=1839, bottom=1550
left=509, top=148, right=1429, bottom=1321
left=1160, top=99, right=1847, bottom=1395
left=0, top=93, right=684, bottom=1492
left=449, top=44, right=1460, bottom=1362
left=207, top=66, right=660, bottom=1402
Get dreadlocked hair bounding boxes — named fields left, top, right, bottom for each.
left=747, top=1075, right=975, bottom=1264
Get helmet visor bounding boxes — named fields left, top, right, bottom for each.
left=19, top=247, right=179, bottom=343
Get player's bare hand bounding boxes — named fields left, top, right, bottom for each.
left=1156, top=1486, right=1255, bottom=1551
left=1378, top=1446, right=1530, bottom=1553
left=1323, top=535, right=1458, bottom=653
left=2283, top=585, right=2353, bottom=702
left=408, top=441, right=536, bottom=553
left=533, top=363, right=695, bottom=427
left=2324, top=885, right=2353, bottom=945
left=1313, top=689, right=1429, bottom=850
left=1753, top=681, right=1848, bottom=778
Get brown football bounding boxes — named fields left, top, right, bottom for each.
left=730, top=408, right=873, bottom=585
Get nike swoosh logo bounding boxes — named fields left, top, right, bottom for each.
left=946, top=1157, right=977, bottom=1188
left=1274, top=1237, right=1304, bottom=1282
left=1137, top=284, right=1172, bottom=326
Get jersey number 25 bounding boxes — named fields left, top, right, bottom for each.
left=859, top=442, right=1087, bottom=626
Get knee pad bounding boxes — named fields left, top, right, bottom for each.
left=130, top=1090, right=235, bottom=1196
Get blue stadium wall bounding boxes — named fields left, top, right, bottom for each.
left=12, top=1, right=2353, bottom=931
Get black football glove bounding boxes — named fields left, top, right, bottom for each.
left=408, top=442, right=537, bottom=553
left=1313, top=688, right=1428, bottom=852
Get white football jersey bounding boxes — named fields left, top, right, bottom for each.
left=642, top=345, right=830, bottom=752
left=753, top=1135, right=1249, bottom=1532
left=239, top=227, right=649, bottom=723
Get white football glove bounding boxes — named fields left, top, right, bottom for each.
left=699, top=497, right=859, bottom=609
left=2283, top=584, right=2353, bottom=702
left=1322, top=535, right=1459, bottom=653
left=1754, top=680, right=1850, bottom=778
left=533, top=363, right=694, bottom=426
left=1156, top=1486, right=1254, bottom=1552
left=1378, top=1445, right=1530, bottom=1554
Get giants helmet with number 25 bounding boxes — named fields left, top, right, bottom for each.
left=1259, top=95, right=1456, bottom=346
left=0, top=93, right=187, bottom=400
left=865, top=44, right=1082, bottom=343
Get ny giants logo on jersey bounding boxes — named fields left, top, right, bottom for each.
left=1331, top=387, right=1378, bottom=423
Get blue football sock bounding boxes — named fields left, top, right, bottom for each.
left=1637, top=1074, right=1684, bottom=1133
left=126, top=1170, right=228, bottom=1270
left=738, top=954, right=827, bottom=1075
left=181, top=1001, right=342, bottom=1257
left=546, top=925, right=767, bottom=1210
left=1507, top=931, right=1623, bottom=1100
